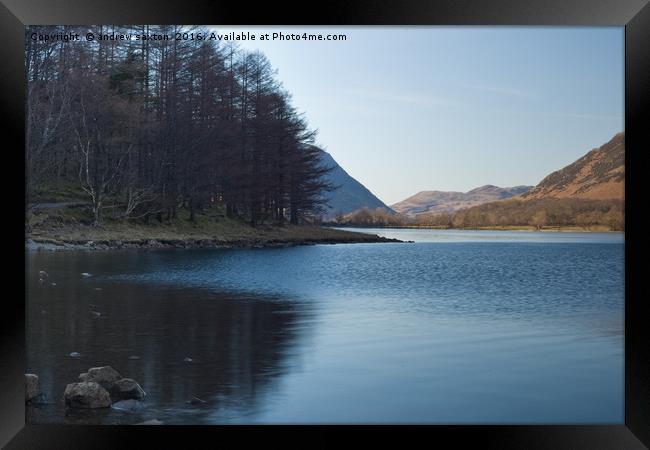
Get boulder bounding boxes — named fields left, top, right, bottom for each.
left=64, top=382, right=111, bottom=408
left=25, top=374, right=39, bottom=402
left=78, top=366, right=121, bottom=389
left=109, top=378, right=146, bottom=401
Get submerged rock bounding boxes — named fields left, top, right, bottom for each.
left=110, top=378, right=146, bottom=401
left=135, top=419, right=163, bottom=425
left=81, top=272, right=92, bottom=277
left=112, top=399, right=144, bottom=412
left=64, top=382, right=111, bottom=409
left=128, top=355, right=140, bottom=360
left=69, top=352, right=81, bottom=358
left=186, top=396, right=207, bottom=405
left=25, top=374, right=39, bottom=402
left=78, top=366, right=121, bottom=389
left=183, top=357, right=193, bottom=363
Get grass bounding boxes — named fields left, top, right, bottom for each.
left=29, top=182, right=90, bottom=203
left=26, top=203, right=396, bottom=248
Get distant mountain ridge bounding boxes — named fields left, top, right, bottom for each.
left=317, top=148, right=393, bottom=220
left=521, top=132, right=624, bottom=201
left=330, top=132, right=624, bottom=230
left=391, top=185, right=532, bottom=216
left=431, top=131, right=625, bottom=230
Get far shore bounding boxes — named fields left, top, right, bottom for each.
left=328, top=225, right=624, bottom=233
left=26, top=200, right=623, bottom=254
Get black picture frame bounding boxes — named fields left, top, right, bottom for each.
left=3, top=0, right=649, bottom=448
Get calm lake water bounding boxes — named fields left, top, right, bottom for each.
left=26, top=229, right=624, bottom=424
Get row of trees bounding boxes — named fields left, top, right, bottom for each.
left=330, top=198, right=624, bottom=231
left=440, top=198, right=624, bottom=230
left=26, top=25, right=333, bottom=226
left=333, top=208, right=407, bottom=227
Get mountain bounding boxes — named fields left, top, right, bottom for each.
left=439, top=132, right=625, bottom=231
left=317, top=148, right=393, bottom=220
left=391, top=185, right=532, bottom=216
left=521, top=132, right=624, bottom=201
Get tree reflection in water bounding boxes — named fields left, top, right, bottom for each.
left=27, top=251, right=315, bottom=425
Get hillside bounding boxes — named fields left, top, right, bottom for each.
left=335, top=132, right=625, bottom=231
left=391, top=185, right=532, bottom=216
left=416, top=132, right=626, bottom=231
left=521, top=132, right=624, bottom=201
left=317, top=148, right=394, bottom=220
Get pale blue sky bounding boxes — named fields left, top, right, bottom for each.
left=213, top=27, right=624, bottom=205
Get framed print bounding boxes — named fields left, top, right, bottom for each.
left=2, top=0, right=649, bottom=448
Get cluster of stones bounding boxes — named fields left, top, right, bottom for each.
left=63, top=366, right=146, bottom=409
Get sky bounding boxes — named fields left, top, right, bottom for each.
left=213, top=27, right=624, bottom=205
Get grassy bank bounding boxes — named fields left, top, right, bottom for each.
left=26, top=203, right=401, bottom=251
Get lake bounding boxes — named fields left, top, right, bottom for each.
left=26, top=229, right=625, bottom=424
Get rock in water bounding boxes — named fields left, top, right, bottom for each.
left=78, top=366, right=122, bottom=389
left=69, top=352, right=81, bottom=358
left=111, top=399, right=144, bottom=412
left=81, top=273, right=92, bottom=277
left=187, top=396, right=207, bottom=405
left=25, top=374, right=39, bottom=402
left=135, top=419, right=163, bottom=425
left=64, top=382, right=111, bottom=408
left=183, top=357, right=193, bottom=363
left=110, top=378, right=146, bottom=401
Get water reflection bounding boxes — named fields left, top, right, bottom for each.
left=27, top=251, right=315, bottom=424
left=26, top=232, right=624, bottom=424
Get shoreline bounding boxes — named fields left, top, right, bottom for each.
left=26, top=203, right=405, bottom=252
left=329, top=225, right=623, bottom=233
left=25, top=229, right=404, bottom=253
